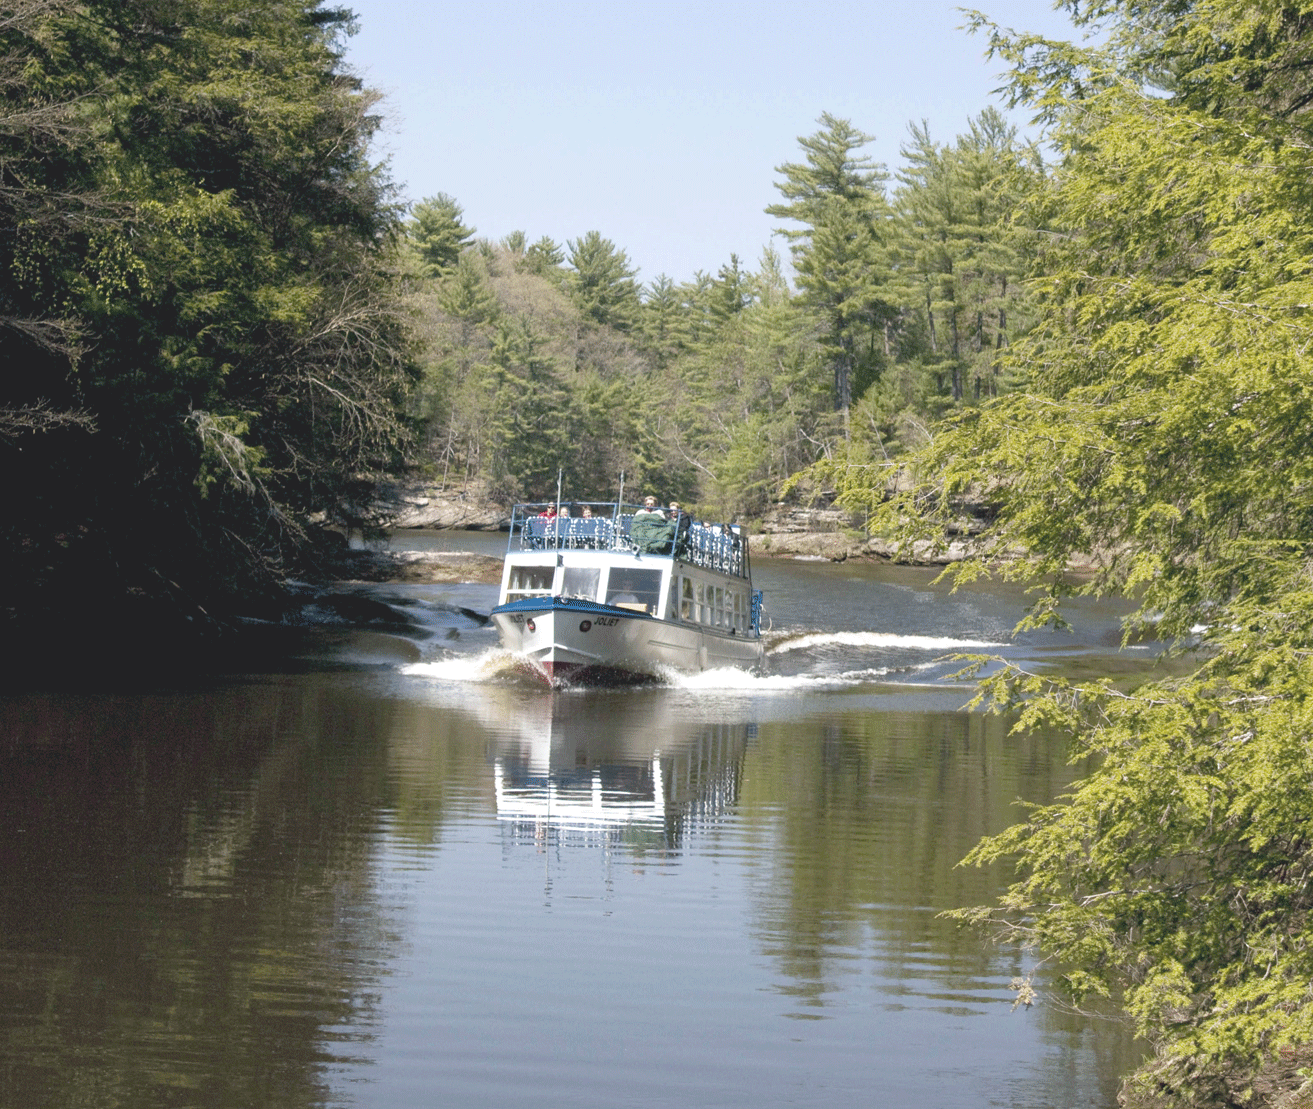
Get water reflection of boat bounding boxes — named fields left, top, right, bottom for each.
left=489, top=501, right=766, bottom=686
left=488, top=692, right=752, bottom=850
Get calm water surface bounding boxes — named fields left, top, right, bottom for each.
left=0, top=534, right=1155, bottom=1108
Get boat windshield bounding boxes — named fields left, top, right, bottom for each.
left=561, top=566, right=600, bottom=602
left=603, top=568, right=663, bottom=614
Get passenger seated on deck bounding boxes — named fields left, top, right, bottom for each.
left=568, top=505, right=605, bottom=549
left=629, top=495, right=675, bottom=553
left=668, top=501, right=692, bottom=557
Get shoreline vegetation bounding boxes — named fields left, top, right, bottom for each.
left=6, top=0, right=1313, bottom=1104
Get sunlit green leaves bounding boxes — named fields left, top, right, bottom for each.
left=817, top=4, right=1313, bottom=1104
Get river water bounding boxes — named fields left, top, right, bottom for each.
left=0, top=531, right=1154, bottom=1108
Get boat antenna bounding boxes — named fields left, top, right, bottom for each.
left=616, top=470, right=625, bottom=514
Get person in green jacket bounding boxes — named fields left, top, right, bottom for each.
left=630, top=496, right=675, bottom=553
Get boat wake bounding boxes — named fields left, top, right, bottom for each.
left=399, top=632, right=966, bottom=692
left=767, top=630, right=1007, bottom=654
left=661, top=665, right=913, bottom=692
left=402, top=649, right=528, bottom=685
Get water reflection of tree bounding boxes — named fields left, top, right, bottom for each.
left=0, top=680, right=412, bottom=1109
left=736, top=707, right=1137, bottom=1102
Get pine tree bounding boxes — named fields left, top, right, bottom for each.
left=407, top=194, right=475, bottom=276
left=522, top=235, right=565, bottom=278
left=566, top=230, right=641, bottom=332
left=767, top=113, right=896, bottom=424
left=892, top=109, right=1038, bottom=402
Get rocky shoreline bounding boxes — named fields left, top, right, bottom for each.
left=328, top=548, right=505, bottom=585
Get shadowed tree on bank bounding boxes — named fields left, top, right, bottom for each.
left=0, top=0, right=416, bottom=653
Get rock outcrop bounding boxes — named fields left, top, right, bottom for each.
left=374, top=479, right=507, bottom=530
left=753, top=498, right=979, bottom=565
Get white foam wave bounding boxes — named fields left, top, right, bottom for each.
left=401, top=653, right=907, bottom=694
left=401, top=643, right=965, bottom=694
left=768, top=631, right=1006, bottom=655
left=660, top=666, right=883, bottom=691
left=402, top=649, right=522, bottom=684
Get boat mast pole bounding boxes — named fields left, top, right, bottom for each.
left=616, top=470, right=625, bottom=522
left=555, top=467, right=563, bottom=545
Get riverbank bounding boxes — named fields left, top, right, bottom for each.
left=316, top=530, right=968, bottom=591
left=369, top=481, right=1119, bottom=574
left=328, top=548, right=505, bottom=585
left=369, top=480, right=979, bottom=569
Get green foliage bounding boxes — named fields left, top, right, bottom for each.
left=650, top=249, right=831, bottom=518
left=410, top=241, right=663, bottom=500
left=767, top=113, right=896, bottom=420
left=806, top=2, right=1313, bottom=1104
left=522, top=234, right=565, bottom=278
left=0, top=0, right=415, bottom=637
left=566, top=230, right=641, bottom=332
left=892, top=109, right=1041, bottom=403
left=639, top=273, right=683, bottom=372
left=407, top=193, right=475, bottom=276
left=395, top=103, right=1046, bottom=521
left=436, top=249, right=500, bottom=324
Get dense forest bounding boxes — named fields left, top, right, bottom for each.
left=6, top=0, right=1313, bottom=1104
left=0, top=0, right=415, bottom=648
left=404, top=107, right=1040, bottom=517
left=813, top=4, right=1313, bottom=1107
left=0, top=0, right=1044, bottom=639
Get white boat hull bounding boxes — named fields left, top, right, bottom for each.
left=491, top=598, right=764, bottom=686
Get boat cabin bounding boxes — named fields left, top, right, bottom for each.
left=499, top=502, right=762, bottom=637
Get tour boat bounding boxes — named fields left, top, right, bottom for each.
left=490, top=501, right=765, bottom=686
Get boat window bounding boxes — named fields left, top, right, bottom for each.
left=507, top=564, right=554, bottom=602
left=696, top=581, right=706, bottom=624
left=562, top=566, right=600, bottom=601
left=681, top=577, right=694, bottom=620
left=715, top=586, right=725, bottom=627
left=605, top=568, right=663, bottom=614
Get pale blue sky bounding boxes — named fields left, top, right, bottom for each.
left=343, top=1, right=1082, bottom=284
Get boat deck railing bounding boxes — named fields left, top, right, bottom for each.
left=508, top=502, right=751, bottom=580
